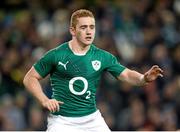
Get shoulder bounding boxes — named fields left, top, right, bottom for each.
left=47, top=42, right=69, bottom=55
left=91, top=44, right=114, bottom=57
left=41, top=42, right=69, bottom=60
left=54, top=42, right=69, bottom=51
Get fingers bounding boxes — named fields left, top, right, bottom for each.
left=145, top=65, right=164, bottom=82
left=159, top=73, right=163, bottom=77
left=51, top=99, right=60, bottom=112
left=47, top=103, right=57, bottom=112
left=43, top=99, right=64, bottom=112
left=151, top=65, right=164, bottom=76
left=151, top=65, right=163, bottom=72
left=151, top=65, right=159, bottom=69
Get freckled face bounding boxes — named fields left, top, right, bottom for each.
left=72, top=17, right=95, bottom=46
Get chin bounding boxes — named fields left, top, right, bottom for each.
left=85, top=43, right=92, bottom=45
left=83, top=42, right=92, bottom=45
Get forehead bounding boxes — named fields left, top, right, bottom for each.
left=76, top=17, right=95, bottom=26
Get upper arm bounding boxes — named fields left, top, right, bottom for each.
left=104, top=53, right=126, bottom=78
left=24, top=66, right=43, bottom=81
left=33, top=49, right=56, bottom=78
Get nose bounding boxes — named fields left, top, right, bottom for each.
left=86, top=28, right=91, bottom=35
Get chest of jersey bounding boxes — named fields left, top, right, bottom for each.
left=54, top=53, right=103, bottom=79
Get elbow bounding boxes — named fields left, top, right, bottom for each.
left=23, top=74, right=28, bottom=88
left=23, top=73, right=33, bottom=89
left=23, top=74, right=33, bottom=92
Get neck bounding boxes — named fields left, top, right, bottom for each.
left=69, top=39, right=90, bottom=55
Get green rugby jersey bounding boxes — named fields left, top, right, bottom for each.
left=34, top=42, right=126, bottom=117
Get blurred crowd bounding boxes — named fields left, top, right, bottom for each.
left=0, top=0, right=180, bottom=131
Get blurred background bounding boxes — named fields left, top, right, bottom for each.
left=0, top=0, right=180, bottom=131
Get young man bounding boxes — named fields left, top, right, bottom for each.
left=23, top=9, right=163, bottom=132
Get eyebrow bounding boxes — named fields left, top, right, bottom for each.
left=80, top=24, right=95, bottom=28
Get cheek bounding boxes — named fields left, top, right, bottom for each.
left=77, top=31, right=81, bottom=37
left=77, top=31, right=84, bottom=39
left=92, top=29, right=95, bottom=35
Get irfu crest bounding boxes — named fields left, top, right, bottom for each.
left=92, top=60, right=101, bottom=71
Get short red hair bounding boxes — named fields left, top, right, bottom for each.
left=70, top=9, right=94, bottom=28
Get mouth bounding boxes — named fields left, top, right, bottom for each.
left=85, top=37, right=92, bottom=41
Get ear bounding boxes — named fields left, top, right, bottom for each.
left=69, top=27, right=76, bottom=36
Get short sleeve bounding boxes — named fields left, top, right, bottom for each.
left=105, top=54, right=126, bottom=78
left=33, top=49, right=56, bottom=78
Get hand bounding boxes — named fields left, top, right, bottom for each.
left=42, top=99, right=64, bottom=112
left=144, top=65, right=163, bottom=83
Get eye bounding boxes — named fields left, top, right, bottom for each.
left=80, top=26, right=86, bottom=30
left=90, top=25, right=95, bottom=29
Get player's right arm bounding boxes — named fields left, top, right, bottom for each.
left=23, top=66, right=63, bottom=112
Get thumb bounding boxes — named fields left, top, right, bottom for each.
left=58, top=101, right=64, bottom=104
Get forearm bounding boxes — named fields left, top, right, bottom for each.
left=23, top=76, right=49, bottom=104
left=118, top=69, right=147, bottom=86
left=125, top=70, right=147, bottom=86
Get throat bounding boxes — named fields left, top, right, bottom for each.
left=69, top=41, right=90, bottom=56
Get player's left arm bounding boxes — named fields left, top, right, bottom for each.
left=117, top=65, right=163, bottom=86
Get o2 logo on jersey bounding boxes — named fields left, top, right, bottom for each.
left=91, top=60, right=101, bottom=71
left=69, top=77, right=91, bottom=99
